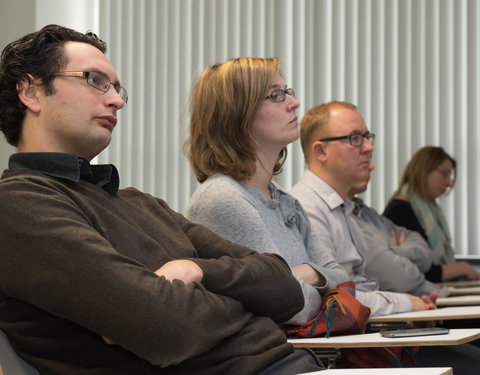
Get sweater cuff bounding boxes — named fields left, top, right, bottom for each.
left=305, top=262, right=329, bottom=291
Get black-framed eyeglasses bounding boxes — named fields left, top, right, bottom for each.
left=53, top=71, right=128, bottom=103
left=264, top=88, right=295, bottom=103
left=319, top=132, right=375, bottom=147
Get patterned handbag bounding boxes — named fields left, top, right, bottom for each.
left=284, top=281, right=371, bottom=338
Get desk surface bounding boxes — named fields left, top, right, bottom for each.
left=438, top=280, right=480, bottom=287
left=436, top=295, right=480, bottom=306
left=368, top=305, right=480, bottom=322
left=300, top=368, right=452, bottom=375
left=288, top=328, right=480, bottom=348
left=447, top=286, right=480, bottom=295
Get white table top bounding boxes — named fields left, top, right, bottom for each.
left=447, top=286, right=480, bottom=295
left=288, top=328, right=480, bottom=348
left=436, top=294, right=480, bottom=306
left=438, top=279, right=480, bottom=287
left=299, top=368, right=452, bottom=375
left=368, top=305, right=480, bottom=322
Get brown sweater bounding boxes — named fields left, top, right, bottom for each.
left=0, top=153, right=304, bottom=375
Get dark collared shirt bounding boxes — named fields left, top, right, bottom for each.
left=7, top=152, right=119, bottom=195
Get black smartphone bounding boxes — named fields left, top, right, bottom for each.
left=380, top=327, right=450, bottom=338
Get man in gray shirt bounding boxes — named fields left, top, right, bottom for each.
left=348, top=162, right=447, bottom=297
left=290, top=101, right=435, bottom=316
left=290, top=101, right=480, bottom=374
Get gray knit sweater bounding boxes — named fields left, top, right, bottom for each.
left=186, top=174, right=350, bottom=325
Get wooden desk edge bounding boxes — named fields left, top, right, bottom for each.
left=368, top=312, right=480, bottom=322
left=289, top=331, right=480, bottom=349
left=312, top=369, right=453, bottom=375
left=436, top=301, right=480, bottom=306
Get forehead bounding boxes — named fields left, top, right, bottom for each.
left=269, top=75, right=286, bottom=89
left=438, top=158, right=454, bottom=170
left=62, top=41, right=119, bottom=80
left=328, top=107, right=367, bottom=134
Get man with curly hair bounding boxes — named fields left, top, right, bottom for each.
left=0, top=24, right=324, bottom=375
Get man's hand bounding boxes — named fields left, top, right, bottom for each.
left=405, top=293, right=436, bottom=311
left=457, top=261, right=480, bottom=280
left=155, top=259, right=203, bottom=284
left=442, top=261, right=480, bottom=281
left=421, top=290, right=438, bottom=307
left=389, top=230, right=406, bottom=246
left=291, top=263, right=326, bottom=286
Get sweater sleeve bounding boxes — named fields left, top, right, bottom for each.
left=0, top=176, right=297, bottom=367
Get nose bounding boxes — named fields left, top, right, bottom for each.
left=105, top=86, right=126, bottom=110
left=363, top=137, right=374, bottom=152
left=286, top=95, right=300, bottom=111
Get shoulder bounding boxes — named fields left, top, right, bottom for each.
left=290, top=172, right=314, bottom=197
left=186, top=174, right=257, bottom=219
left=1, top=170, right=63, bottom=188
left=190, top=174, right=251, bottom=205
left=383, top=198, right=417, bottom=225
left=0, top=171, right=81, bottom=203
left=384, top=198, right=413, bottom=212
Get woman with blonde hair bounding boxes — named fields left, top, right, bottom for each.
left=384, top=146, right=479, bottom=281
left=184, top=57, right=350, bottom=326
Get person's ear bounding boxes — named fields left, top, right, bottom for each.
left=311, top=140, right=328, bottom=162
left=17, top=75, right=41, bottom=113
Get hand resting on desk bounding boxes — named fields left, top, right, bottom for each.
left=406, top=290, right=438, bottom=311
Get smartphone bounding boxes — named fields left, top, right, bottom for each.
left=380, top=327, right=450, bottom=338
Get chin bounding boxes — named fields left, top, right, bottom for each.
left=91, top=135, right=112, bottom=155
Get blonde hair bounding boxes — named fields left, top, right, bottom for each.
left=185, top=57, right=286, bottom=183
left=393, top=146, right=457, bottom=200
left=300, top=101, right=357, bottom=164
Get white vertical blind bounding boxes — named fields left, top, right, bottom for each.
left=87, top=0, right=480, bottom=256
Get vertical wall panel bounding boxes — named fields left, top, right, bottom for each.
left=86, top=0, right=480, bottom=256
left=468, top=0, right=480, bottom=254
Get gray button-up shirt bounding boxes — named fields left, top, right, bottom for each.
left=291, top=170, right=412, bottom=316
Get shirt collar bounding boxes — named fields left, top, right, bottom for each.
left=351, top=196, right=365, bottom=216
left=8, top=152, right=120, bottom=195
left=304, top=170, right=345, bottom=210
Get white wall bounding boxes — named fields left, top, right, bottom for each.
left=0, top=0, right=35, bottom=170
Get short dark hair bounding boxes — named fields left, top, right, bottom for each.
left=0, top=24, right=107, bottom=146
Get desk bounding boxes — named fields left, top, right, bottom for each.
left=439, top=280, right=480, bottom=288
left=300, top=368, right=452, bottom=375
left=368, top=306, right=480, bottom=323
left=436, top=295, right=480, bottom=306
left=288, top=328, right=480, bottom=349
left=447, top=286, right=480, bottom=295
